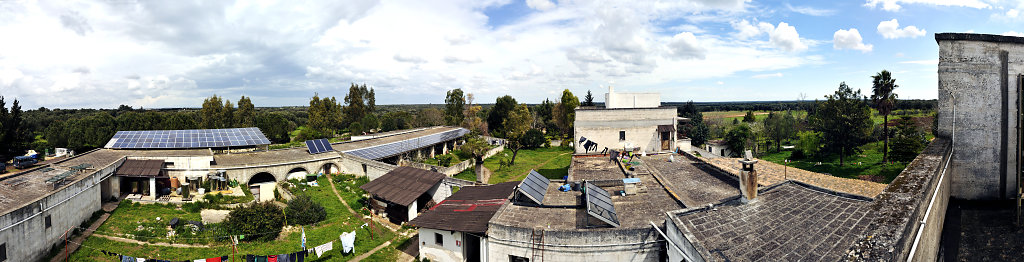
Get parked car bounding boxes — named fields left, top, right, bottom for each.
left=13, top=156, right=37, bottom=169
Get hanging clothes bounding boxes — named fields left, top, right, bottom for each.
left=120, top=255, right=136, bottom=262
left=340, top=231, right=356, bottom=253
left=206, top=257, right=222, bottom=262
left=276, top=254, right=289, bottom=262
left=193, top=259, right=207, bottom=262
left=294, top=250, right=307, bottom=262
left=268, top=255, right=278, bottom=262
left=313, top=241, right=334, bottom=257
left=255, top=255, right=268, bottom=262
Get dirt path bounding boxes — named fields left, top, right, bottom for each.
left=91, top=234, right=213, bottom=248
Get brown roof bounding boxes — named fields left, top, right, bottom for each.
left=409, top=182, right=519, bottom=234
left=359, top=166, right=446, bottom=206
left=115, top=159, right=166, bottom=177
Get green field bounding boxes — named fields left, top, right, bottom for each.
left=70, top=175, right=401, bottom=261
left=454, top=147, right=573, bottom=184
left=759, top=141, right=913, bottom=183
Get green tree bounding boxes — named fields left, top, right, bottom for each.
left=221, top=99, right=235, bottom=128
left=285, top=195, right=327, bottom=225
left=795, top=131, right=823, bottom=158
left=66, top=112, right=116, bottom=150
left=343, top=83, right=370, bottom=126
left=871, top=70, right=899, bottom=163
left=224, top=202, right=285, bottom=242
left=810, top=82, right=873, bottom=166
left=414, top=108, right=444, bottom=127
left=0, top=97, right=26, bottom=155
left=582, top=90, right=595, bottom=106
left=256, top=112, right=294, bottom=143
left=444, top=89, right=465, bottom=126
left=460, top=136, right=491, bottom=183
left=764, top=111, right=796, bottom=152
left=162, top=112, right=199, bottom=130
left=361, top=114, right=380, bottom=132
left=366, top=88, right=376, bottom=114
left=115, top=111, right=147, bottom=131
left=308, top=93, right=342, bottom=136
left=235, top=96, right=256, bottom=127
left=520, top=129, right=546, bottom=149
left=200, top=95, right=225, bottom=129
left=889, top=117, right=927, bottom=162
left=678, top=101, right=709, bottom=146
left=742, top=111, right=756, bottom=123
left=502, top=104, right=533, bottom=165
left=554, top=89, right=580, bottom=137
left=380, top=111, right=413, bottom=132
left=487, top=95, right=518, bottom=136
left=724, top=124, right=752, bottom=157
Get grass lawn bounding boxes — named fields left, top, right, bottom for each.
left=759, top=141, right=912, bottom=183
left=71, top=176, right=395, bottom=261
left=481, top=147, right=573, bottom=184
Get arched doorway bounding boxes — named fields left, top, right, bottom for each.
left=286, top=167, right=309, bottom=181
left=248, top=172, right=277, bottom=202
left=320, top=163, right=339, bottom=175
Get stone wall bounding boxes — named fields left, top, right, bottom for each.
left=486, top=223, right=663, bottom=262
left=936, top=33, right=1024, bottom=200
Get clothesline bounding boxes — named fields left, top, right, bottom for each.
left=73, top=225, right=288, bottom=240
left=62, top=233, right=343, bottom=261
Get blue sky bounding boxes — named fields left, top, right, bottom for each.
left=0, top=0, right=1021, bottom=109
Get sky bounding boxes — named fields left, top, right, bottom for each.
left=0, top=0, right=1022, bottom=109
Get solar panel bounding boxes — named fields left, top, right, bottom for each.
left=584, top=181, right=620, bottom=227
left=516, top=170, right=550, bottom=205
left=305, top=139, right=335, bottom=154
left=105, top=127, right=271, bottom=149
left=342, top=128, right=470, bottom=160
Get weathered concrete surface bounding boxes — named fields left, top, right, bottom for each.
left=936, top=33, right=1024, bottom=200
left=574, top=106, right=677, bottom=154
left=846, top=138, right=950, bottom=261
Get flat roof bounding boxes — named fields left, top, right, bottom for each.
left=671, top=182, right=873, bottom=261
left=935, top=32, right=1024, bottom=44
left=490, top=156, right=684, bottom=230
left=644, top=154, right=740, bottom=207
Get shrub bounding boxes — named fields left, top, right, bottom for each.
left=520, top=129, right=545, bottom=149
left=436, top=154, right=457, bottom=167
left=285, top=195, right=327, bottom=226
left=223, top=202, right=285, bottom=241
left=796, top=131, right=823, bottom=158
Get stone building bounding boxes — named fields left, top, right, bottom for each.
left=409, top=182, right=518, bottom=262
left=935, top=33, right=1024, bottom=200
left=360, top=166, right=451, bottom=224
left=574, top=86, right=678, bottom=154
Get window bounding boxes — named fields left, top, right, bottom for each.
left=509, top=255, right=529, bottom=262
left=434, top=233, right=444, bottom=246
left=0, top=243, right=6, bottom=262
left=619, top=131, right=626, bottom=140
left=45, top=215, right=51, bottom=229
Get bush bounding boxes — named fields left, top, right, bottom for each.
left=285, top=195, right=327, bottom=226
left=796, top=131, right=823, bottom=158
left=436, top=154, right=457, bottom=167
left=223, top=202, right=285, bottom=241
left=789, top=149, right=805, bottom=160
left=452, top=150, right=472, bottom=160
left=889, top=117, right=928, bottom=162
left=520, top=129, right=546, bottom=149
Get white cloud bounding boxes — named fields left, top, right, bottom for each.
left=667, top=32, right=706, bottom=60
left=1003, top=31, right=1024, bottom=37
left=768, top=22, right=807, bottom=52
left=877, top=19, right=925, bottom=39
left=785, top=3, right=835, bottom=16
left=864, top=0, right=990, bottom=11
left=833, top=28, right=873, bottom=52
left=393, top=53, right=427, bottom=64
left=752, top=72, right=783, bottom=78
left=526, top=0, right=556, bottom=11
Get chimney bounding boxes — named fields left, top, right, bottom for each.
left=737, top=150, right=758, bottom=203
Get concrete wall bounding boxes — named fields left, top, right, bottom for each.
left=575, top=107, right=677, bottom=154
left=0, top=157, right=122, bottom=262
left=936, top=33, right=1024, bottom=200
left=486, top=224, right=663, bottom=262
left=678, top=138, right=692, bottom=153
left=605, top=86, right=661, bottom=109
left=418, top=228, right=467, bottom=262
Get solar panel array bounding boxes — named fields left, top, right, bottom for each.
left=584, top=181, right=621, bottom=227
left=343, top=128, right=470, bottom=160
left=305, top=139, right=335, bottom=154
left=516, top=170, right=550, bottom=205
left=105, top=127, right=271, bottom=149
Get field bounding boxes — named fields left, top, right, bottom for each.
left=758, top=141, right=909, bottom=183
left=69, top=175, right=407, bottom=261
left=454, top=147, right=573, bottom=184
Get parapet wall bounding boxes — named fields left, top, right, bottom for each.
left=486, top=223, right=663, bottom=262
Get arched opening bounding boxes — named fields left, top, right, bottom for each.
left=286, top=167, right=309, bottom=181
left=320, top=163, right=339, bottom=175
left=248, top=172, right=276, bottom=185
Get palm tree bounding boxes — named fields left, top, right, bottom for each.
left=871, top=70, right=899, bottom=164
